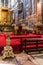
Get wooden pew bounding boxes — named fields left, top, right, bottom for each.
left=10, top=35, right=41, bottom=52
left=20, top=38, right=43, bottom=53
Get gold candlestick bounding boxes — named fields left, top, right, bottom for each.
left=2, top=32, right=14, bottom=59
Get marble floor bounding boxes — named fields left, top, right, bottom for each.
left=27, top=52, right=43, bottom=65
left=0, top=52, right=35, bottom=65
left=1, top=52, right=43, bottom=65
left=0, top=52, right=43, bottom=65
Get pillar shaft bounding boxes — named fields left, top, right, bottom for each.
left=41, top=0, right=43, bottom=23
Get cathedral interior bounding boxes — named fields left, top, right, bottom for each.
left=0, top=0, right=43, bottom=65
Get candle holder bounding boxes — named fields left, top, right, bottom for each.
left=2, top=32, right=14, bottom=59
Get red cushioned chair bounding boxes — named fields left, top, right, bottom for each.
left=0, top=34, right=6, bottom=53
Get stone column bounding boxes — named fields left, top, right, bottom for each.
left=41, top=0, right=43, bottom=23
left=0, top=0, right=1, bottom=7
left=34, top=0, right=37, bottom=13
left=30, top=0, right=32, bottom=15
left=8, top=0, right=11, bottom=8
left=17, top=0, right=20, bottom=3
left=34, top=0, right=37, bottom=23
left=17, top=0, right=21, bottom=17
left=4, top=0, right=5, bottom=6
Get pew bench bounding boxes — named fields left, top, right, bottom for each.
left=20, top=38, right=43, bottom=53
left=10, top=35, right=41, bottom=52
